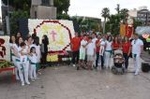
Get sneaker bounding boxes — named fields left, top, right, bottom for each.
left=26, top=81, right=30, bottom=85
left=21, top=82, right=25, bottom=86
left=73, top=64, right=76, bottom=67
left=134, top=72, right=139, bottom=76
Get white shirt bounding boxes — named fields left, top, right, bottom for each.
left=92, top=37, right=98, bottom=48
left=131, top=38, right=143, bottom=55
left=29, top=53, right=38, bottom=63
left=86, top=42, right=95, bottom=55
left=34, top=45, right=41, bottom=62
left=10, top=43, right=18, bottom=55
left=18, top=46, right=29, bottom=63
left=105, top=41, right=112, bottom=51
left=80, top=40, right=87, bottom=53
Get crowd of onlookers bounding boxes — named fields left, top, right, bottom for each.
left=70, top=32, right=143, bottom=76
left=10, top=32, right=49, bottom=86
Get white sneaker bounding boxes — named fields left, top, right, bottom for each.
left=134, top=72, right=139, bottom=76
left=73, top=64, right=76, bottom=67
left=21, top=83, right=25, bottom=86
left=26, top=81, right=30, bottom=85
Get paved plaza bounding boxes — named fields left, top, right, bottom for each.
left=0, top=58, right=150, bottom=99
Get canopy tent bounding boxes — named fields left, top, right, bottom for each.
left=136, top=26, right=150, bottom=35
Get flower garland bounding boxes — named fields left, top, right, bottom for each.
left=33, top=20, right=72, bottom=54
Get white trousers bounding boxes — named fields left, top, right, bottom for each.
left=12, top=56, right=19, bottom=80
left=16, top=61, right=30, bottom=84
left=104, top=51, right=111, bottom=68
left=133, top=54, right=141, bottom=74
left=30, top=64, right=37, bottom=80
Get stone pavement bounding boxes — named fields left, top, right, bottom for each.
left=0, top=59, right=150, bottom=99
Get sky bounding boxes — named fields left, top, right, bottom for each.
left=68, top=0, right=150, bottom=19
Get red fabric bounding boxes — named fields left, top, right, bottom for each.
left=122, top=42, right=131, bottom=54
left=71, top=37, right=81, bottom=51
left=96, top=39, right=101, bottom=53
left=126, top=25, right=133, bottom=38
left=112, top=42, right=120, bottom=50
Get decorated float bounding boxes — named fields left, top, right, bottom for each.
left=28, top=19, right=75, bottom=63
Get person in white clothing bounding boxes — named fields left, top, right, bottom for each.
left=99, top=36, right=106, bottom=69
left=29, top=47, right=38, bottom=81
left=19, top=42, right=30, bottom=86
left=77, top=35, right=88, bottom=70
left=9, top=35, right=20, bottom=80
left=104, top=36, right=113, bottom=69
left=15, top=37, right=27, bottom=86
left=91, top=33, right=98, bottom=67
left=86, top=37, right=96, bottom=70
left=131, top=33, right=143, bottom=76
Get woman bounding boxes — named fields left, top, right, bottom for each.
left=112, top=36, right=120, bottom=50
left=99, top=35, right=106, bottom=69
left=9, top=35, right=20, bottom=80
left=41, top=35, right=49, bottom=68
left=122, top=36, right=131, bottom=70
left=18, top=42, right=30, bottom=86
left=104, top=36, right=113, bottom=69
left=95, top=34, right=101, bottom=69
left=15, top=37, right=28, bottom=86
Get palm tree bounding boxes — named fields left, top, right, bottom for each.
left=101, top=7, right=110, bottom=34
left=120, top=9, right=129, bottom=23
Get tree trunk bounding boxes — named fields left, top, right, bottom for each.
left=103, top=18, right=106, bottom=34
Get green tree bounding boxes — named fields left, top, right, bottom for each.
left=120, top=8, right=129, bottom=23
left=54, top=0, right=70, bottom=19
left=101, top=7, right=110, bottom=34
left=10, top=10, right=29, bottom=35
left=2, top=0, right=31, bottom=14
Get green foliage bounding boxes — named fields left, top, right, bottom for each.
left=103, top=7, right=129, bottom=35
left=57, top=13, right=70, bottom=19
left=133, top=19, right=142, bottom=29
left=10, top=10, right=29, bottom=35
left=2, top=0, right=31, bottom=14
left=0, top=60, right=13, bottom=69
left=71, top=16, right=101, bottom=32
left=101, top=7, right=110, bottom=21
left=54, top=0, right=70, bottom=14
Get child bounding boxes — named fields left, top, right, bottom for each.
left=77, top=35, right=88, bottom=70
left=29, top=47, right=38, bottom=81
left=86, top=37, right=96, bottom=70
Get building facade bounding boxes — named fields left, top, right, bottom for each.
left=137, top=7, right=150, bottom=25
left=30, top=0, right=56, bottom=19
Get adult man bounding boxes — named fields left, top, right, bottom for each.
left=70, top=33, right=81, bottom=67
left=131, top=33, right=143, bottom=76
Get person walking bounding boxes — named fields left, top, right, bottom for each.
left=131, top=33, right=143, bottom=76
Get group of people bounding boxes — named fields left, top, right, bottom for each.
left=71, top=32, right=143, bottom=76
left=10, top=32, right=49, bottom=86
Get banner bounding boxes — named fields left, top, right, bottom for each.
left=120, top=24, right=126, bottom=37
left=126, top=25, right=133, bottom=38
left=0, top=36, right=10, bottom=61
